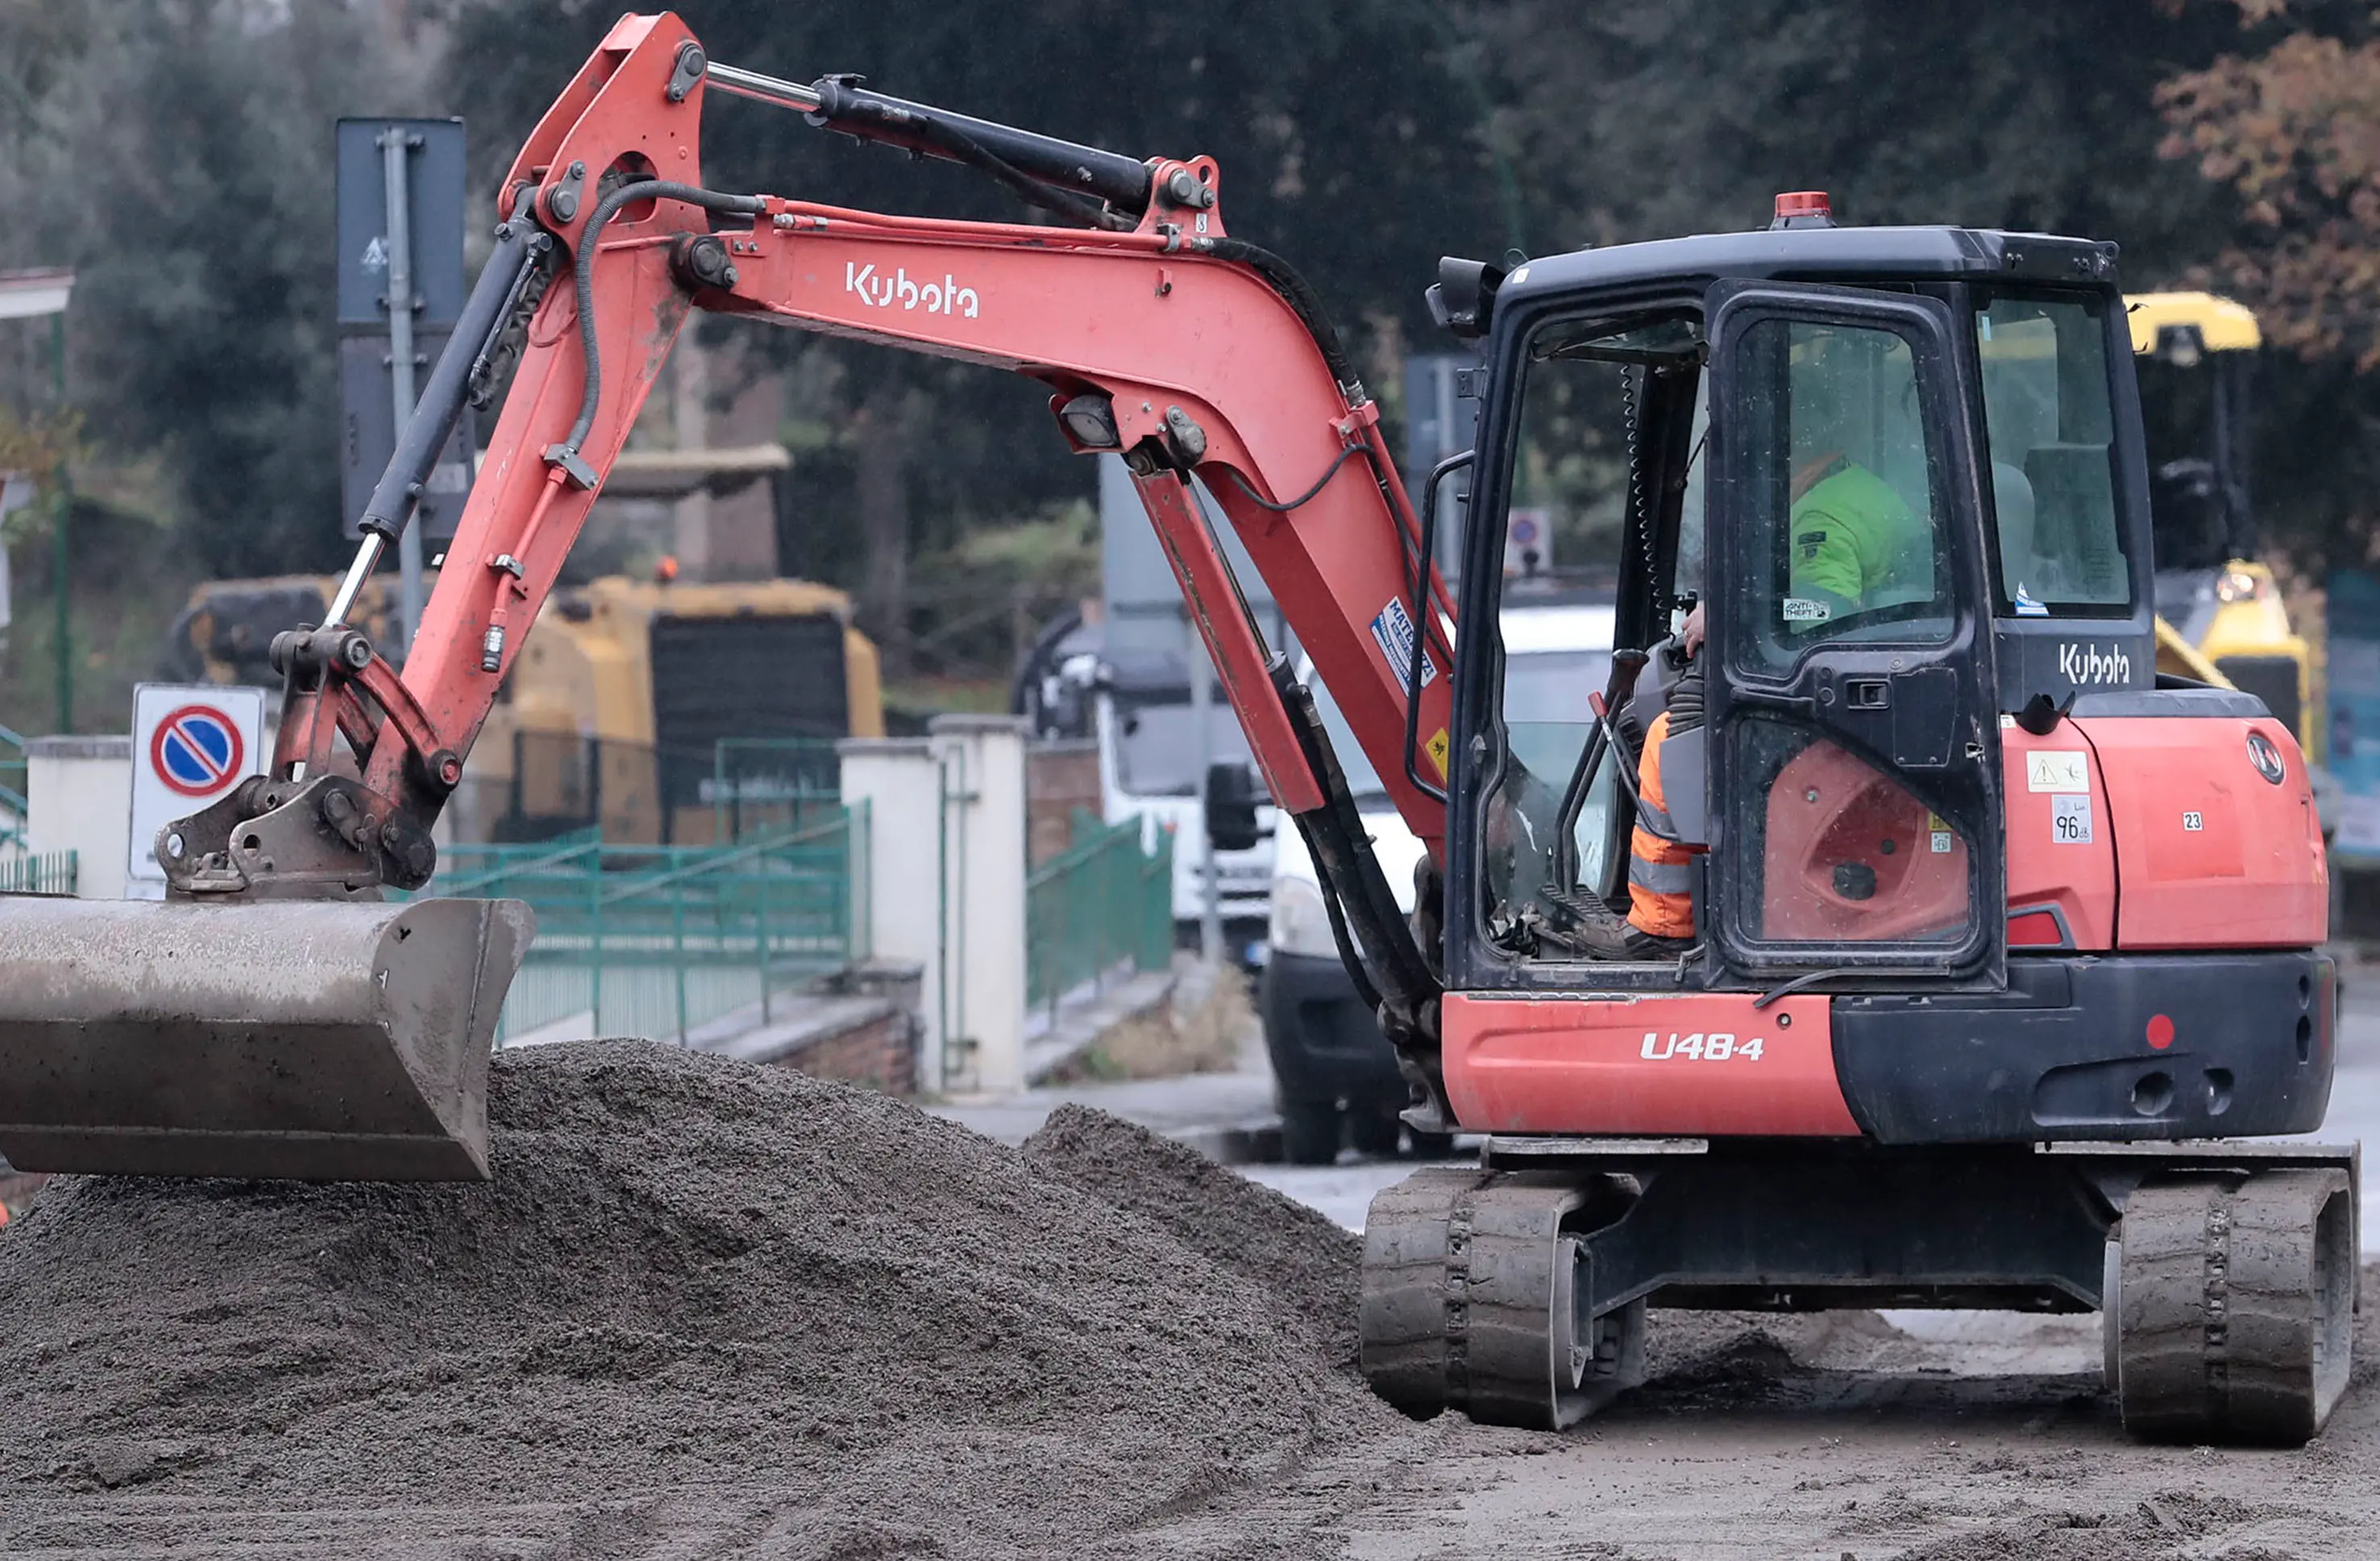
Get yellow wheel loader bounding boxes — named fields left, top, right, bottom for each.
left=2129, top=292, right=2321, bottom=754
left=166, top=570, right=882, bottom=844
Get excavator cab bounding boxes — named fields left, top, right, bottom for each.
left=1457, top=230, right=2155, bottom=993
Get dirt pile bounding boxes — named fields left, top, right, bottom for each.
left=0, top=1040, right=1383, bottom=1554
left=1024, top=1102, right=1362, bottom=1365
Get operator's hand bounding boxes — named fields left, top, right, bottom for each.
left=1680, top=603, right=1707, bottom=659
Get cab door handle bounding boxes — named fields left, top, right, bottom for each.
left=1730, top=687, right=1817, bottom=718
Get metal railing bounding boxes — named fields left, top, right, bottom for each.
left=421, top=807, right=870, bottom=1045
left=708, top=737, right=844, bottom=843
left=0, top=723, right=28, bottom=849
left=1026, top=808, right=1173, bottom=1021
left=0, top=849, right=77, bottom=895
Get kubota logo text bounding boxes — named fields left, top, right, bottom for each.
left=846, top=261, right=980, bottom=318
left=2057, top=641, right=2133, bottom=686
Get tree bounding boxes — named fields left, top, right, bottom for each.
left=1478, top=0, right=2245, bottom=272
left=1478, top=0, right=2380, bottom=571
left=2160, top=2, right=2380, bottom=364
left=2154, top=2, right=2380, bottom=567
left=0, top=0, right=441, bottom=578
left=439, top=0, right=1513, bottom=672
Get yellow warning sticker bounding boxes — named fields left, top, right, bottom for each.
left=1426, top=728, right=1451, bottom=779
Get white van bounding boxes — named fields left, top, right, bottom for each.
left=1024, top=633, right=1275, bottom=965
left=1259, top=596, right=1616, bottom=1162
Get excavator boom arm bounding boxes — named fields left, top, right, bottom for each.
left=372, top=12, right=1452, bottom=856
left=146, top=10, right=1454, bottom=1124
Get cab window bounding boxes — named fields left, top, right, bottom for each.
left=1480, top=313, right=1692, bottom=957
left=1974, top=290, right=2130, bottom=615
left=1730, top=319, right=1954, bottom=672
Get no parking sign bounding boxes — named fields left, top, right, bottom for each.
left=127, top=683, right=268, bottom=896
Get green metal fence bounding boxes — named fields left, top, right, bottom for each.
left=708, top=737, right=845, bottom=843
left=0, top=849, right=77, bottom=895
left=422, top=807, right=869, bottom=1045
left=1026, top=809, right=1174, bottom=1021
left=0, top=724, right=28, bottom=849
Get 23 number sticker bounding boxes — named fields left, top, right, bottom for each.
left=1640, top=1032, right=1766, bottom=1061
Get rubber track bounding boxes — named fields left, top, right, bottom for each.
left=1359, top=1165, right=1488, bottom=1418
left=2116, top=1168, right=2353, bottom=1446
left=1360, top=1168, right=1643, bottom=1430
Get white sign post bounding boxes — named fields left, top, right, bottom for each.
left=127, top=683, right=268, bottom=899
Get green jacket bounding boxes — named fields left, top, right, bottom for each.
left=1787, top=461, right=1927, bottom=621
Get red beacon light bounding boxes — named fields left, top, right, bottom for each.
left=1770, top=190, right=1835, bottom=230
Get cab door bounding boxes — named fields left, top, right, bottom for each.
left=1701, top=281, right=2004, bottom=982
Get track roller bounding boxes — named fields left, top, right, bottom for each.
left=1360, top=1167, right=1643, bottom=1430
left=2109, top=1168, right=2356, bottom=1446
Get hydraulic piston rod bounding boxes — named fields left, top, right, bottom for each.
left=701, top=61, right=823, bottom=112
left=701, top=57, right=1156, bottom=218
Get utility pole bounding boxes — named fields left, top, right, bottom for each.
left=380, top=126, right=426, bottom=652
left=336, top=119, right=466, bottom=637
left=50, top=309, right=69, bottom=733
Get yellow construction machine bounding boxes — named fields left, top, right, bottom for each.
left=168, top=571, right=883, bottom=843
left=474, top=574, right=883, bottom=843
left=2129, top=292, right=2321, bottom=753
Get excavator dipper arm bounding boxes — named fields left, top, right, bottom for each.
left=21, top=7, right=1456, bottom=1185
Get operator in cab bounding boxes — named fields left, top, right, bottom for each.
left=1786, top=452, right=1928, bottom=625
left=1623, top=604, right=1706, bottom=949
left=1622, top=447, right=1933, bottom=949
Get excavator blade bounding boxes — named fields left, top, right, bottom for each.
left=0, top=895, right=534, bottom=1181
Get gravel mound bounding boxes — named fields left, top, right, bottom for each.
left=1023, top=1102, right=1362, bottom=1366
left=0, top=1040, right=1379, bottom=1553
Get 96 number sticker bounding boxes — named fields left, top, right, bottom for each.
left=2051, top=793, right=2094, bottom=845
left=1640, top=1032, right=1766, bottom=1062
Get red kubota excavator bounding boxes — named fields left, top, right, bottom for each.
left=0, top=13, right=2353, bottom=1446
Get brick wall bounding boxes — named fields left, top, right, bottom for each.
left=1027, top=739, right=1103, bottom=866
left=769, top=1004, right=916, bottom=1095
left=755, top=960, right=924, bottom=1096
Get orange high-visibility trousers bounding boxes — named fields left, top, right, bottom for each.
left=1626, top=711, right=1703, bottom=939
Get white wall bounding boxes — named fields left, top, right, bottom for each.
left=25, top=736, right=132, bottom=899
left=931, top=715, right=1029, bottom=1096
left=837, top=737, right=946, bottom=1082
left=837, top=716, right=1030, bottom=1098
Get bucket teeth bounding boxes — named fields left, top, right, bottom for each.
left=0, top=895, right=533, bottom=1181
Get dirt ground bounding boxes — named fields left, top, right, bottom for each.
left=1178, top=1306, right=2380, bottom=1560
left=2, top=1042, right=2375, bottom=1560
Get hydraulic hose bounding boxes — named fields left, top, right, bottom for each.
left=802, top=74, right=1153, bottom=220
left=1194, top=235, right=1360, bottom=394
left=713, top=64, right=1364, bottom=395
left=555, top=179, right=768, bottom=463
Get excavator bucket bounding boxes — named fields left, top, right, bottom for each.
left=0, top=895, right=533, bottom=1181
